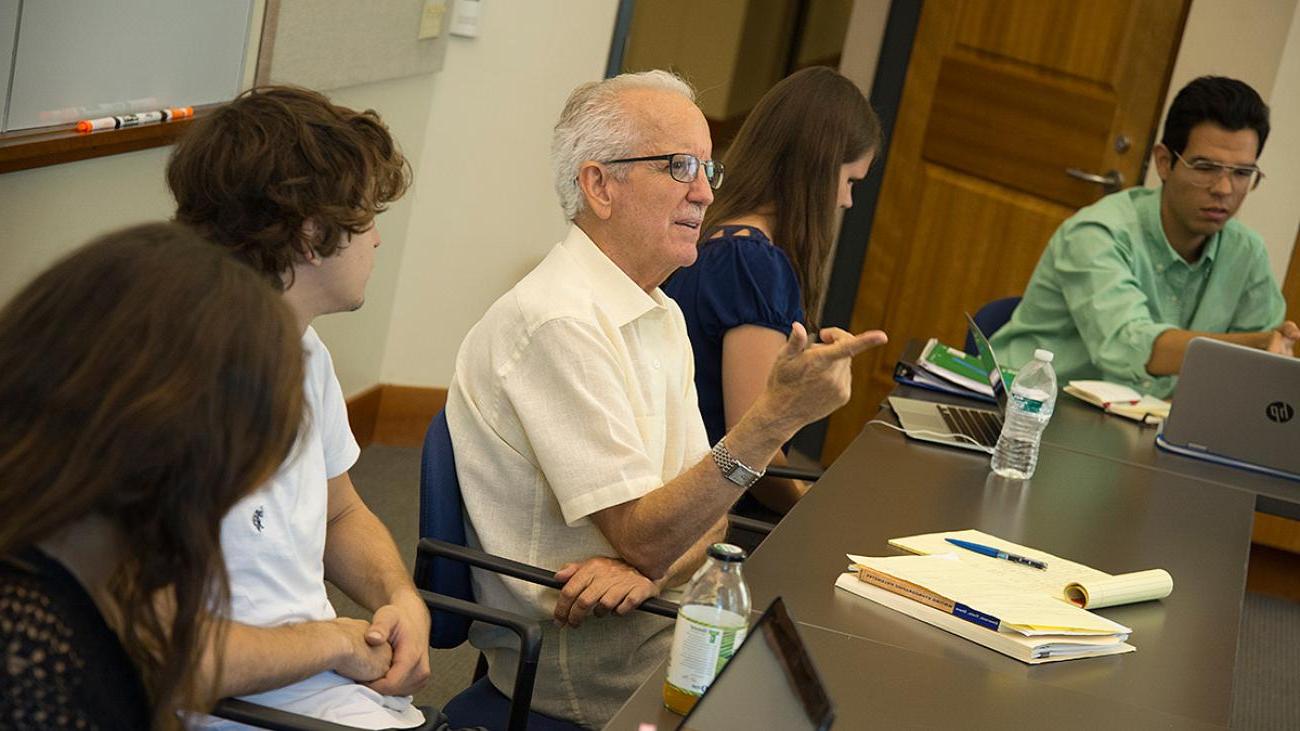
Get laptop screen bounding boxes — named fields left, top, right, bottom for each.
left=681, top=597, right=833, bottom=731
left=965, top=313, right=1010, bottom=416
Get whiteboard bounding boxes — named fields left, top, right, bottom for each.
left=4, top=0, right=254, bottom=132
left=0, top=1, right=17, bottom=128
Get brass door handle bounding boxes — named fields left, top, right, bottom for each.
left=1065, top=168, right=1124, bottom=193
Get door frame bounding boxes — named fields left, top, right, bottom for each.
left=792, top=0, right=924, bottom=461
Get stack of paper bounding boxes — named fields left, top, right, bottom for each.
left=835, top=530, right=1173, bottom=664
left=890, top=530, right=1173, bottom=609
left=1064, top=380, right=1170, bottom=424
left=837, top=553, right=1134, bottom=664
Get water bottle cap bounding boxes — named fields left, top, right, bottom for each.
left=1033, top=348, right=1054, bottom=363
left=707, top=543, right=747, bottom=562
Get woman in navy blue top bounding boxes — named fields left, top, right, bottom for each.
left=663, top=67, right=882, bottom=517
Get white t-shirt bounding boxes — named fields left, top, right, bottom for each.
left=447, top=225, right=710, bottom=728
left=193, top=328, right=423, bottom=730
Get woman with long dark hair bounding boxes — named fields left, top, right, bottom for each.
left=663, top=67, right=882, bottom=517
left=0, top=223, right=304, bottom=729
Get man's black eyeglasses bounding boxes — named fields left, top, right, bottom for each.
left=603, top=153, right=725, bottom=189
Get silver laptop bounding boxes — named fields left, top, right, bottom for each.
left=888, top=314, right=1008, bottom=452
left=1155, top=337, right=1300, bottom=481
left=681, top=597, right=833, bottom=731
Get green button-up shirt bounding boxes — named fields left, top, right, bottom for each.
left=989, top=186, right=1284, bottom=398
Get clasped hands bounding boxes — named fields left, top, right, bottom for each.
left=334, top=591, right=432, bottom=696
left=1267, top=320, right=1300, bottom=356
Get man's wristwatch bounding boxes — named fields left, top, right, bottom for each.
left=711, top=438, right=766, bottom=488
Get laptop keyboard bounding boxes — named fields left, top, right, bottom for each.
left=936, top=405, right=1003, bottom=448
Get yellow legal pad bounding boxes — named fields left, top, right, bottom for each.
left=833, top=529, right=1173, bottom=664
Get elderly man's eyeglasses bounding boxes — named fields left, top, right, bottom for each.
left=603, top=153, right=725, bottom=190
left=1173, top=151, right=1264, bottom=192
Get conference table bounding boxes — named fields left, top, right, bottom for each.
left=604, top=384, right=1295, bottom=729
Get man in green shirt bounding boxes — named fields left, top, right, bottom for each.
left=990, top=76, right=1297, bottom=398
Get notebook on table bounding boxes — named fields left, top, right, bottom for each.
left=894, top=338, right=998, bottom=404
left=888, top=314, right=1007, bottom=452
left=835, top=553, right=1136, bottom=664
left=1155, top=337, right=1300, bottom=481
left=681, top=597, right=833, bottom=731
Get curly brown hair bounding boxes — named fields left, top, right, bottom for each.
left=0, top=222, right=304, bottom=729
left=167, top=85, right=411, bottom=289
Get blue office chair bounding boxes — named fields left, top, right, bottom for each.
left=964, top=296, right=1022, bottom=355
left=417, top=409, right=678, bottom=731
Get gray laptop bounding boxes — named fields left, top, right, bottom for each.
left=681, top=597, right=833, bottom=731
left=888, top=314, right=1007, bottom=453
left=1155, top=337, right=1300, bottom=481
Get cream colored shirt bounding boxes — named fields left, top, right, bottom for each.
left=446, top=225, right=709, bottom=728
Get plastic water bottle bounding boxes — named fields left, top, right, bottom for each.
left=662, top=543, right=751, bottom=715
left=990, top=348, right=1058, bottom=479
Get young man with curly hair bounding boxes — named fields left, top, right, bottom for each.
left=168, top=86, right=430, bottom=729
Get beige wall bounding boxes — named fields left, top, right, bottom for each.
left=798, top=0, right=855, bottom=66
left=1143, top=0, right=1300, bottom=283
left=1246, top=4, right=1300, bottom=281
left=0, top=1, right=617, bottom=398
left=0, top=73, right=438, bottom=398
left=622, top=0, right=749, bottom=119
left=838, top=0, right=891, bottom=96
left=379, top=0, right=620, bottom=389
left=310, top=73, right=439, bottom=395
left=0, top=147, right=175, bottom=299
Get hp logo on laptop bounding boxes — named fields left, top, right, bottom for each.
left=1266, top=402, right=1294, bottom=423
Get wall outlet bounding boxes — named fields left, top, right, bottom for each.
left=449, top=0, right=481, bottom=38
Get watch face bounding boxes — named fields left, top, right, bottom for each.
left=726, top=464, right=757, bottom=487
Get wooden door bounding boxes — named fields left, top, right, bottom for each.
left=1253, top=227, right=1300, bottom=556
left=1284, top=227, right=1300, bottom=327
left=824, top=0, right=1189, bottom=460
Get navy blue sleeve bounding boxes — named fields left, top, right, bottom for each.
left=692, top=237, right=805, bottom=341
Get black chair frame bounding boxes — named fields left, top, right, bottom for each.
left=211, top=586, right=541, bottom=731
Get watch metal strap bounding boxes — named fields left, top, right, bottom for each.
left=711, top=438, right=765, bottom=488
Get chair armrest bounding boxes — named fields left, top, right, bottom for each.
left=210, top=591, right=528, bottom=731
left=210, top=698, right=371, bottom=731
left=765, top=464, right=823, bottom=482
left=417, top=538, right=680, bottom=619
left=211, top=700, right=445, bottom=731
left=727, top=514, right=776, bottom=536
left=419, top=589, right=541, bottom=731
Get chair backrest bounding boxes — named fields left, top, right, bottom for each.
left=418, top=409, right=474, bottom=647
left=964, top=296, right=1022, bottom=355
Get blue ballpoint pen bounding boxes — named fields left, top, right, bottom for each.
left=946, top=537, right=1048, bottom=570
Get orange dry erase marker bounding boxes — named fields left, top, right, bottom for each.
left=75, top=107, right=195, bottom=132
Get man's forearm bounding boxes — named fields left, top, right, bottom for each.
left=593, top=397, right=796, bottom=579
left=658, top=518, right=728, bottom=590
left=207, top=620, right=346, bottom=698
left=323, top=502, right=419, bottom=610
left=1147, top=328, right=1275, bottom=376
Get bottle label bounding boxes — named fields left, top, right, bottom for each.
left=664, top=605, right=748, bottom=697
left=1011, top=392, right=1045, bottom=414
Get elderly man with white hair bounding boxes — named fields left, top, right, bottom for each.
left=446, top=70, right=887, bottom=728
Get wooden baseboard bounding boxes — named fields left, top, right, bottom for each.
left=1246, top=544, right=1300, bottom=603
left=345, top=384, right=447, bottom=449
left=1252, top=513, right=1300, bottom=553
